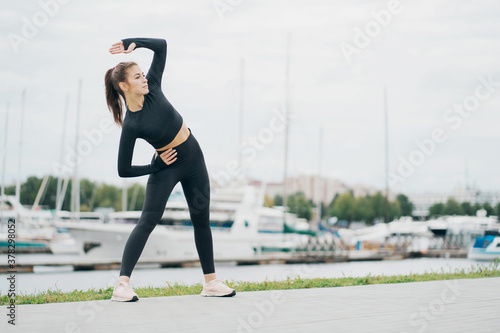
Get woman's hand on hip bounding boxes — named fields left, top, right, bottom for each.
left=158, top=148, right=177, bottom=165
left=109, top=41, right=136, bottom=54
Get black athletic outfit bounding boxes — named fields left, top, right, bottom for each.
left=117, top=37, right=214, bottom=277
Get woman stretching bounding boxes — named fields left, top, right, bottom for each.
left=105, top=37, right=236, bottom=301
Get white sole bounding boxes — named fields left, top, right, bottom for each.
left=201, top=290, right=236, bottom=297
left=111, top=295, right=139, bottom=302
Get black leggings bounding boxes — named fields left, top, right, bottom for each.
left=119, top=128, right=215, bottom=277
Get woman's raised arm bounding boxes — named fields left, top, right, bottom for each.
left=120, top=37, right=167, bottom=91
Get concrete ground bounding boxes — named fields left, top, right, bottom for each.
left=1, top=277, right=499, bottom=333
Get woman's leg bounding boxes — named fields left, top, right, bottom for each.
left=119, top=169, right=180, bottom=279
left=181, top=149, right=236, bottom=296
left=180, top=147, right=216, bottom=280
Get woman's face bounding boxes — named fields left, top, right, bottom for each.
left=123, top=65, right=149, bottom=95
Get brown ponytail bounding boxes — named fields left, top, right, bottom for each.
left=104, top=61, right=137, bottom=127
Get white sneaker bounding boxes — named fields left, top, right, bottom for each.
left=201, top=278, right=236, bottom=297
left=111, top=281, right=139, bottom=302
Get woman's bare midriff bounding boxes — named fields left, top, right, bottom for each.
left=156, top=121, right=190, bottom=152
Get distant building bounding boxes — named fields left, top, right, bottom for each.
left=408, top=185, right=500, bottom=219
left=250, top=174, right=396, bottom=206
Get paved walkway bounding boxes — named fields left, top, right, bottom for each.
left=2, top=277, right=499, bottom=333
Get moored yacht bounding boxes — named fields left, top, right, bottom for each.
left=468, top=230, right=500, bottom=261
left=54, top=185, right=262, bottom=261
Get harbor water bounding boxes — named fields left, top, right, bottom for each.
left=0, top=255, right=493, bottom=296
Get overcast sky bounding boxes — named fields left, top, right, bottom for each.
left=1, top=0, right=500, bottom=197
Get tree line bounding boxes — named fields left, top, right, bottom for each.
left=269, top=192, right=500, bottom=225
left=2, top=175, right=145, bottom=212
left=269, top=191, right=414, bottom=225
left=4, top=176, right=499, bottom=223
left=428, top=198, right=499, bottom=218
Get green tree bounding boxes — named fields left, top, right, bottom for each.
left=443, top=198, right=463, bottom=215
left=331, top=192, right=355, bottom=223
left=80, top=179, right=98, bottom=212
left=20, top=176, right=43, bottom=206
left=429, top=202, right=444, bottom=216
left=327, top=193, right=339, bottom=217
left=482, top=202, right=493, bottom=216
left=389, top=200, right=402, bottom=221
left=353, top=195, right=373, bottom=223
left=461, top=202, right=473, bottom=216
left=273, top=194, right=283, bottom=206
left=370, top=192, right=386, bottom=222
left=38, top=176, right=58, bottom=209
left=320, top=202, right=328, bottom=219
left=287, top=192, right=313, bottom=220
left=496, top=202, right=500, bottom=219
left=471, top=202, right=482, bottom=216
left=264, top=194, right=274, bottom=208
left=4, top=184, right=15, bottom=196
left=127, top=183, right=146, bottom=211
left=396, top=194, right=414, bottom=217
left=95, top=184, right=122, bottom=211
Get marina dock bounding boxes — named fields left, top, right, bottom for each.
left=0, top=248, right=469, bottom=274
left=2, top=277, right=498, bottom=332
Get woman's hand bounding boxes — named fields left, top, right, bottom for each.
left=156, top=148, right=177, bottom=165
left=109, top=41, right=136, bottom=54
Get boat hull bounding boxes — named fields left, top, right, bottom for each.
left=54, top=221, right=257, bottom=261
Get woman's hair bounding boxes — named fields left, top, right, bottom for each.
left=104, top=61, right=137, bottom=127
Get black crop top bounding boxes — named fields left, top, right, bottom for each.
left=116, top=37, right=184, bottom=178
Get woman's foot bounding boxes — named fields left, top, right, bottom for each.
left=111, top=281, right=139, bottom=302
left=200, top=278, right=236, bottom=297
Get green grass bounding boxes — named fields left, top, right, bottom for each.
left=2, top=258, right=499, bottom=305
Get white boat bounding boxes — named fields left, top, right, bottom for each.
left=54, top=183, right=319, bottom=261
left=50, top=211, right=105, bottom=255
left=388, top=217, right=434, bottom=237
left=329, top=217, right=435, bottom=253
left=426, top=210, right=500, bottom=236
left=425, top=217, right=448, bottom=236
left=54, top=185, right=263, bottom=261
left=256, top=206, right=312, bottom=253
left=335, top=223, right=390, bottom=246
left=0, top=195, right=59, bottom=253
left=468, top=231, right=500, bottom=261
left=0, top=195, right=102, bottom=255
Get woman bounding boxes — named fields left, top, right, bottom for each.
left=104, top=37, right=236, bottom=301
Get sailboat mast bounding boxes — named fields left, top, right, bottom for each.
left=1, top=103, right=9, bottom=200
left=16, top=90, right=26, bottom=203
left=56, top=95, right=70, bottom=212
left=122, top=180, right=127, bottom=211
left=72, top=79, right=82, bottom=220
left=239, top=58, right=245, bottom=178
left=384, top=85, right=389, bottom=222
left=283, top=32, right=291, bottom=221
left=315, top=124, right=323, bottom=229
